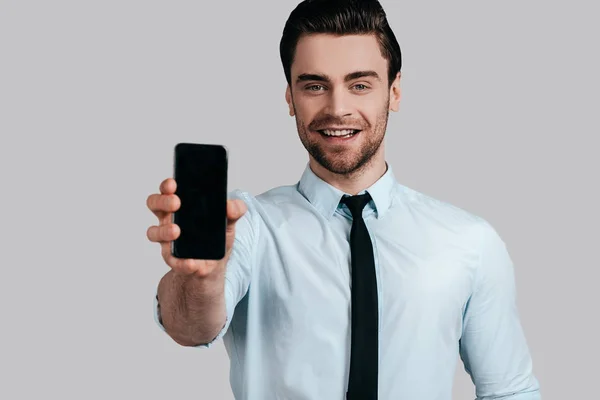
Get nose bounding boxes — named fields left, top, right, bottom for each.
left=325, top=86, right=353, bottom=118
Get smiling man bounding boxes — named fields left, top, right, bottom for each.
left=147, top=1, right=541, bottom=399
left=288, top=40, right=396, bottom=199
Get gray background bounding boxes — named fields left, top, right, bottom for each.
left=1, top=0, right=598, bottom=399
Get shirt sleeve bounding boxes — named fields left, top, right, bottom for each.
left=153, top=189, right=257, bottom=348
left=459, top=220, right=541, bottom=399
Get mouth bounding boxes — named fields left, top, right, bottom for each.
left=316, top=129, right=361, bottom=139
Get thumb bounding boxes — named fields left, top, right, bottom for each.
left=224, top=199, right=248, bottom=256
left=226, top=199, right=247, bottom=225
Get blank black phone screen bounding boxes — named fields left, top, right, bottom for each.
left=172, top=143, right=227, bottom=260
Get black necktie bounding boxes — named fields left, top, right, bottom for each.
left=341, top=193, right=379, bottom=400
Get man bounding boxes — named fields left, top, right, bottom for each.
left=146, top=0, right=541, bottom=399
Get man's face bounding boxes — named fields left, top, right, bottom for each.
left=286, top=33, right=401, bottom=176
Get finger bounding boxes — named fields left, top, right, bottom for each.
left=226, top=199, right=247, bottom=224
left=224, top=200, right=247, bottom=253
left=147, top=223, right=180, bottom=243
left=161, top=242, right=185, bottom=271
left=161, top=242, right=183, bottom=270
left=147, top=193, right=180, bottom=216
left=160, top=178, right=177, bottom=195
left=158, top=194, right=180, bottom=225
left=160, top=243, right=199, bottom=274
left=146, top=194, right=163, bottom=219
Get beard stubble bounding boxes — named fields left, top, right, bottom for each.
left=294, top=97, right=390, bottom=176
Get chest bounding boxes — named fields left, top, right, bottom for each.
left=253, top=213, right=478, bottom=330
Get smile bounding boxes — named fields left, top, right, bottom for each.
left=317, top=129, right=361, bottom=138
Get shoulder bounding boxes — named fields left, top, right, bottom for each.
left=391, top=182, right=500, bottom=246
left=227, top=183, right=306, bottom=226
left=395, top=183, right=484, bottom=224
left=228, top=183, right=302, bottom=209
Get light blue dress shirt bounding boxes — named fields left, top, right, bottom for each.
left=154, top=163, right=541, bottom=400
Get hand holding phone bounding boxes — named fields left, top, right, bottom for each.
left=146, top=143, right=247, bottom=278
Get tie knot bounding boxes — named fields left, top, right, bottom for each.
left=341, top=192, right=372, bottom=217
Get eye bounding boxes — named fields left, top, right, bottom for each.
left=353, top=84, right=369, bottom=91
left=305, top=84, right=326, bottom=92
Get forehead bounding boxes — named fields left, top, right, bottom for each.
left=292, top=33, right=387, bottom=79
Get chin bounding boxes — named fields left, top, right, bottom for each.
left=316, top=155, right=369, bottom=175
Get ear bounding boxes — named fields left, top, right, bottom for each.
left=389, top=72, right=401, bottom=112
left=285, top=85, right=295, bottom=116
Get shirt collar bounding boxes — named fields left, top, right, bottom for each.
left=297, top=162, right=396, bottom=220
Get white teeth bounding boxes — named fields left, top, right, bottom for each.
left=322, top=129, right=356, bottom=137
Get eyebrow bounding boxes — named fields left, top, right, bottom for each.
left=296, top=70, right=381, bottom=84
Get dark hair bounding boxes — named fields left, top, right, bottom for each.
left=279, top=0, right=402, bottom=87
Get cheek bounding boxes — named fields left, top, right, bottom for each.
left=360, top=109, right=384, bottom=128
left=294, top=101, right=319, bottom=126
left=366, top=98, right=389, bottom=123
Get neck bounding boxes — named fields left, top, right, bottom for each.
left=309, top=148, right=388, bottom=195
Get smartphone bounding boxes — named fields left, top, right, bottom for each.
left=171, top=143, right=228, bottom=260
